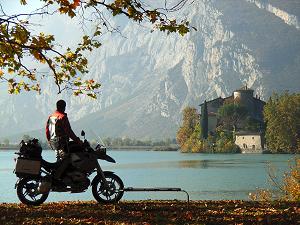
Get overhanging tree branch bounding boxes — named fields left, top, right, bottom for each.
left=0, top=0, right=193, bottom=98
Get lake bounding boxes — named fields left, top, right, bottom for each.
left=0, top=150, right=297, bottom=203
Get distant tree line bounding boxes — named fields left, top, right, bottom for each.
left=0, top=135, right=177, bottom=150
left=0, top=138, right=10, bottom=147
left=176, top=92, right=300, bottom=154
left=101, top=137, right=177, bottom=147
left=0, top=135, right=50, bottom=150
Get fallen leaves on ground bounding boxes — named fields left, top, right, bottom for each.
left=0, top=200, right=299, bottom=225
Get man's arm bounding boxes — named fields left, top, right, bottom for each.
left=62, top=115, right=81, bottom=143
left=45, top=118, right=50, bottom=141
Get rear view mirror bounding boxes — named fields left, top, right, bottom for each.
left=81, top=130, right=85, bottom=136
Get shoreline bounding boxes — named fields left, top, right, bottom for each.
left=0, top=146, right=19, bottom=150
left=0, top=200, right=298, bottom=224
left=1, top=146, right=299, bottom=154
left=0, top=146, right=179, bottom=151
left=108, top=146, right=178, bottom=151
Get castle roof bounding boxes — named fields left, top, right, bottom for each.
left=199, top=97, right=223, bottom=106
left=199, top=87, right=266, bottom=106
left=235, top=131, right=263, bottom=136
left=235, top=86, right=254, bottom=92
left=253, top=97, right=266, bottom=104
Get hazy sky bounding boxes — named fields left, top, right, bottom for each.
left=1, top=0, right=83, bottom=48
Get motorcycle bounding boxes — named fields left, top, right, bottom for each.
left=14, top=131, right=124, bottom=206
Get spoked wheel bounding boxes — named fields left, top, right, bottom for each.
left=16, top=178, right=49, bottom=206
left=92, top=173, right=124, bottom=203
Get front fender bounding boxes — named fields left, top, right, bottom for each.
left=15, top=178, right=21, bottom=189
left=91, top=171, right=115, bottom=186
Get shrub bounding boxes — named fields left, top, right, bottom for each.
left=283, top=158, right=300, bottom=201
left=215, top=131, right=240, bottom=153
left=249, top=158, right=300, bottom=202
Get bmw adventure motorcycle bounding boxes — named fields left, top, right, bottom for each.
left=14, top=131, right=124, bottom=206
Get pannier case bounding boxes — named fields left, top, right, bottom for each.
left=15, top=158, right=41, bottom=176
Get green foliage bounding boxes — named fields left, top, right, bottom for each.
left=182, top=123, right=204, bottom=153
left=217, top=103, right=248, bottom=131
left=0, top=0, right=192, bottom=98
left=244, top=116, right=263, bottom=132
left=215, top=131, right=240, bottom=153
left=264, top=92, right=300, bottom=153
left=176, top=106, right=240, bottom=153
left=201, top=100, right=208, bottom=139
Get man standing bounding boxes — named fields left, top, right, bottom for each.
left=46, top=100, right=82, bottom=179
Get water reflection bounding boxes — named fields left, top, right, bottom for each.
left=176, top=159, right=249, bottom=168
left=177, top=160, right=209, bottom=168
left=104, top=159, right=266, bottom=169
left=0, top=151, right=295, bottom=202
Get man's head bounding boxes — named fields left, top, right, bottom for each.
left=56, top=100, right=66, bottom=112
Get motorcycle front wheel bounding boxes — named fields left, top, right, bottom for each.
left=92, top=173, right=124, bottom=203
left=16, top=178, right=49, bottom=206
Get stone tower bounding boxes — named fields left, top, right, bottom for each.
left=233, top=86, right=254, bottom=117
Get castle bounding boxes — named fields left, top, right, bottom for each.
left=199, top=87, right=266, bottom=152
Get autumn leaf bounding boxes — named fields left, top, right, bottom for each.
left=0, top=200, right=299, bottom=224
left=20, top=0, right=27, bottom=5
left=8, top=68, right=14, bottom=74
left=70, top=0, right=80, bottom=9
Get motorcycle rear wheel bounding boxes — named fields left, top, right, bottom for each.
left=92, top=173, right=124, bottom=203
left=17, top=178, right=49, bottom=206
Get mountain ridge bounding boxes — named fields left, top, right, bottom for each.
left=1, top=0, right=300, bottom=142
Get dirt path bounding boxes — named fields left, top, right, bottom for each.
left=0, top=200, right=299, bottom=224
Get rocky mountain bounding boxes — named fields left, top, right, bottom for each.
left=1, top=0, right=300, bottom=141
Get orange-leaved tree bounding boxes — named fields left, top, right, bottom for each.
left=0, top=0, right=194, bottom=98
left=176, top=107, right=201, bottom=152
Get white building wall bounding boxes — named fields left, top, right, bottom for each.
left=235, top=134, right=264, bottom=153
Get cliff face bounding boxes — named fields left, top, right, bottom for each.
left=1, top=0, right=300, bottom=140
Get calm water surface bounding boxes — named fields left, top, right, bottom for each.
left=0, top=150, right=297, bottom=203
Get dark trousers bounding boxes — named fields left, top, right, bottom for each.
left=49, top=138, right=70, bottom=180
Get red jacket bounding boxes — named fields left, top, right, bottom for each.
left=46, top=110, right=80, bottom=143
